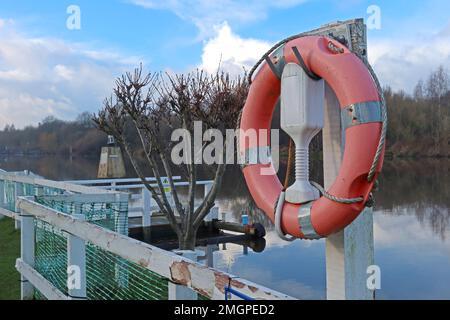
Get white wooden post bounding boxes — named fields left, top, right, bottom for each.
left=20, top=208, right=35, bottom=300
left=35, top=186, right=44, bottom=197
left=115, top=193, right=129, bottom=288
left=323, top=84, right=374, bottom=300
left=67, top=213, right=87, bottom=300
left=0, top=180, right=5, bottom=219
left=168, top=250, right=201, bottom=300
left=142, top=188, right=152, bottom=227
left=204, top=183, right=219, bottom=222
left=15, top=182, right=23, bottom=229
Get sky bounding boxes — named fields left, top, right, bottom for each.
left=0, top=0, right=450, bottom=128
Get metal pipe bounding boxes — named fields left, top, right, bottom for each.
left=212, top=220, right=265, bottom=238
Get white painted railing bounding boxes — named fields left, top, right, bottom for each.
left=0, top=170, right=292, bottom=300
left=16, top=197, right=292, bottom=300
left=66, top=176, right=216, bottom=225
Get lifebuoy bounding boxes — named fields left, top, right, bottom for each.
left=239, top=36, right=385, bottom=239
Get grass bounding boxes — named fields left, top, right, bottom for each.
left=0, top=217, right=21, bottom=300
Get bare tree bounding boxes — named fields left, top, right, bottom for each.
left=426, top=65, right=449, bottom=148
left=94, top=65, right=248, bottom=250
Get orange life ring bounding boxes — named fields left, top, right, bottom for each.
left=239, top=36, right=385, bottom=239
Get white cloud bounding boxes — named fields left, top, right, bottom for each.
left=199, top=22, right=270, bottom=75
left=54, top=65, right=75, bottom=81
left=369, top=22, right=450, bottom=93
left=0, top=19, right=142, bottom=128
left=131, top=0, right=307, bottom=38
left=373, top=209, right=450, bottom=251
left=199, top=19, right=450, bottom=93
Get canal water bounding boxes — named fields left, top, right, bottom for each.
left=1, top=156, right=449, bottom=299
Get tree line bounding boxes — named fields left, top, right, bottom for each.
left=385, top=66, right=450, bottom=157
left=0, top=112, right=107, bottom=156
left=0, top=66, right=448, bottom=158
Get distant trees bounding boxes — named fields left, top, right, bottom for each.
left=0, top=114, right=107, bottom=156
left=385, top=65, right=450, bottom=157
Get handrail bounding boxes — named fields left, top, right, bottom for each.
left=64, top=176, right=182, bottom=185
left=0, top=171, right=120, bottom=195
left=65, top=177, right=214, bottom=188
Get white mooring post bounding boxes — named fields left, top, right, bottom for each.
left=67, top=213, right=87, bottom=300
left=20, top=208, right=35, bottom=300
left=169, top=250, right=201, bottom=300
left=15, top=182, right=24, bottom=229
left=323, top=84, right=375, bottom=300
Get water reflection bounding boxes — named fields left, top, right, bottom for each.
left=1, top=156, right=449, bottom=299
left=376, top=160, right=450, bottom=241
left=215, top=160, right=450, bottom=299
left=0, top=155, right=98, bottom=180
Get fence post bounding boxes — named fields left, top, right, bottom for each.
left=0, top=180, right=4, bottom=219
left=15, top=182, right=23, bottom=229
left=67, top=213, right=87, bottom=300
left=168, top=250, right=201, bottom=300
left=35, top=186, right=44, bottom=197
left=20, top=207, right=35, bottom=300
left=115, top=193, right=129, bottom=288
left=204, top=183, right=219, bottom=222
left=323, top=79, right=374, bottom=300
left=142, top=188, right=152, bottom=227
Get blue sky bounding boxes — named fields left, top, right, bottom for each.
left=1, top=0, right=450, bottom=127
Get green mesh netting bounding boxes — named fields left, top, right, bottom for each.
left=35, top=197, right=129, bottom=235
left=1, top=181, right=63, bottom=212
left=31, top=195, right=170, bottom=300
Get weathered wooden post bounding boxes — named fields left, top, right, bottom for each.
left=311, top=19, right=375, bottom=300
left=20, top=206, right=35, bottom=299
left=67, top=213, right=87, bottom=300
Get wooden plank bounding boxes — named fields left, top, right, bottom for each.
left=16, top=259, right=69, bottom=300
left=0, top=207, right=17, bottom=219
left=18, top=197, right=293, bottom=300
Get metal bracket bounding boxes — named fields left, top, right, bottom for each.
left=265, top=44, right=286, bottom=79
left=298, top=202, right=321, bottom=240
left=341, top=101, right=382, bottom=130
